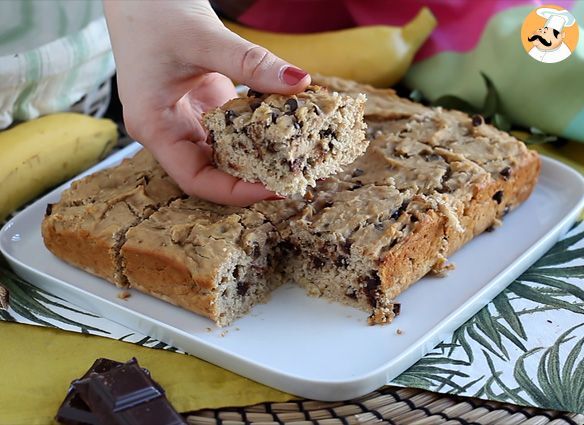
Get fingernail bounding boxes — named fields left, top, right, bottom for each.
left=267, top=194, right=286, bottom=201
left=281, top=66, right=308, bottom=86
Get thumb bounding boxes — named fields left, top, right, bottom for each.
left=203, top=26, right=311, bottom=94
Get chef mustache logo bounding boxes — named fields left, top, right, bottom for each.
left=521, top=5, right=579, bottom=64
left=527, top=34, right=553, bottom=47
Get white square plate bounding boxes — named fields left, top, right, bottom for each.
left=2, top=143, right=584, bottom=401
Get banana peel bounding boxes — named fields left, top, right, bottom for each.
left=223, top=8, right=437, bottom=88
left=0, top=113, right=117, bottom=222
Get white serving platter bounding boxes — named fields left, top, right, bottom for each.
left=2, top=142, right=584, bottom=401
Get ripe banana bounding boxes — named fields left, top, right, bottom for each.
left=0, top=113, right=117, bottom=222
left=223, top=8, right=436, bottom=88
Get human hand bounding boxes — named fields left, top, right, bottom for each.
left=103, top=0, right=310, bottom=206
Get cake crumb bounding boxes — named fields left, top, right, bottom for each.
left=396, top=328, right=403, bottom=335
left=431, top=255, right=455, bottom=277
left=206, top=327, right=212, bottom=332
left=0, top=285, right=9, bottom=310
left=235, top=327, right=240, bottom=331
left=117, top=290, right=131, bottom=300
left=220, top=330, right=229, bottom=337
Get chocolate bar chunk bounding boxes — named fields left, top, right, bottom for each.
left=72, top=358, right=186, bottom=425
left=56, top=358, right=123, bottom=425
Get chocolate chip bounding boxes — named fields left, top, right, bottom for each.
left=250, top=99, right=262, bottom=111
left=352, top=168, right=364, bottom=177
left=391, top=201, right=409, bottom=220
left=374, top=222, right=384, bottom=231
left=336, top=255, right=349, bottom=268
left=237, top=281, right=250, bottom=296
left=206, top=130, right=215, bottom=145
left=278, top=240, right=300, bottom=255
left=500, top=166, right=512, bottom=180
left=225, top=109, right=237, bottom=124
left=346, top=289, right=357, bottom=300
left=343, top=239, right=353, bottom=253
left=324, top=201, right=334, bottom=208
left=45, top=203, right=53, bottom=216
left=362, top=273, right=381, bottom=308
left=493, top=190, right=504, bottom=204
left=328, top=141, right=334, bottom=151
left=289, top=157, right=304, bottom=173
left=485, top=225, right=495, bottom=232
left=423, top=154, right=441, bottom=161
left=313, top=104, right=322, bottom=116
left=319, top=128, right=334, bottom=138
left=350, top=181, right=363, bottom=190
left=247, top=89, right=263, bottom=98
left=271, top=111, right=278, bottom=123
left=284, top=98, right=298, bottom=114
left=312, top=256, right=326, bottom=269
left=252, top=244, right=261, bottom=259
left=410, top=215, right=419, bottom=223
left=392, top=303, right=401, bottom=316
left=471, top=114, right=484, bottom=126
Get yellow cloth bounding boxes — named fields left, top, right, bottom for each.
left=0, top=322, right=292, bottom=425
left=1, top=142, right=582, bottom=425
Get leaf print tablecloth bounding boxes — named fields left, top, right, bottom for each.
left=1, top=217, right=583, bottom=415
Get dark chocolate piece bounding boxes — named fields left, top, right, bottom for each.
left=351, top=168, right=364, bottom=178
left=56, top=358, right=123, bottom=425
left=500, top=166, right=512, bottom=180
left=72, top=358, right=185, bottom=425
left=284, top=98, right=298, bottom=114
left=392, top=303, right=401, bottom=316
left=471, top=114, right=483, bottom=126
left=492, top=190, right=504, bottom=204
left=45, top=203, right=54, bottom=216
left=224, top=110, right=237, bottom=125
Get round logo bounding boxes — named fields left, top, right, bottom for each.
left=521, top=4, right=579, bottom=64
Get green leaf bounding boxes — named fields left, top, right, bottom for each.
left=495, top=322, right=527, bottom=352
left=521, top=274, right=584, bottom=302
left=525, top=133, right=558, bottom=145
left=544, top=230, right=584, bottom=255
left=514, top=347, right=550, bottom=406
left=409, top=89, right=424, bottom=103
left=475, top=307, right=507, bottom=358
left=508, top=282, right=584, bottom=314
left=450, top=326, right=474, bottom=363
left=492, top=113, right=512, bottom=132
left=467, top=324, right=506, bottom=361
left=448, top=375, right=485, bottom=395
left=480, top=73, right=499, bottom=118
left=431, top=95, right=478, bottom=114
left=413, top=357, right=470, bottom=367
left=405, top=365, right=470, bottom=379
left=393, top=374, right=433, bottom=389
left=0, top=308, right=16, bottom=322
left=532, top=248, right=584, bottom=268
left=528, top=266, right=584, bottom=280
left=493, top=293, right=526, bottom=339
left=483, top=350, right=531, bottom=406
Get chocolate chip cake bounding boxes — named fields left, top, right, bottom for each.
left=203, top=86, right=368, bottom=196
left=42, top=76, right=540, bottom=326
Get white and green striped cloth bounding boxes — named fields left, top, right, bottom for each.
left=0, top=0, right=115, bottom=129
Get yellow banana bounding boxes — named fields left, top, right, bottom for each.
left=223, top=8, right=436, bottom=88
left=0, top=113, right=117, bottom=222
